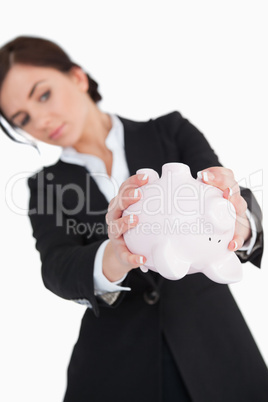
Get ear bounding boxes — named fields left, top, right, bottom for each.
left=206, top=197, right=236, bottom=232
left=68, top=66, right=89, bottom=93
left=136, top=168, right=159, bottom=184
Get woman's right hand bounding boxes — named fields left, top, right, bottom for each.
left=103, top=173, right=148, bottom=282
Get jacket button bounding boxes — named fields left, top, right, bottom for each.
left=143, top=290, right=160, bottom=305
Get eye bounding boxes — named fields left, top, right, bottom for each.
left=20, top=114, right=30, bottom=127
left=39, top=90, right=50, bottom=102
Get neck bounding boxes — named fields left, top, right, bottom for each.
left=73, top=102, right=113, bottom=154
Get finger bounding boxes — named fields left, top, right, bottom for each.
left=117, top=187, right=142, bottom=214
left=199, top=169, right=236, bottom=192
left=106, top=188, right=142, bottom=225
left=116, top=173, right=149, bottom=202
left=108, top=214, right=139, bottom=239
left=233, top=196, right=248, bottom=217
left=117, top=173, right=149, bottom=209
left=222, top=187, right=248, bottom=214
left=106, top=174, right=148, bottom=223
left=198, top=168, right=248, bottom=216
left=199, top=166, right=234, bottom=181
left=228, top=211, right=250, bottom=251
left=228, top=235, right=244, bottom=252
left=222, top=185, right=240, bottom=200
left=116, top=241, right=146, bottom=267
left=107, top=172, right=148, bottom=213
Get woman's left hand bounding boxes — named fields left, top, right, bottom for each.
left=198, top=167, right=251, bottom=251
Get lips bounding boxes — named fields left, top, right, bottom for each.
left=49, top=124, right=65, bottom=140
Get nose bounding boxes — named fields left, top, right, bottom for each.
left=34, top=109, right=52, bottom=133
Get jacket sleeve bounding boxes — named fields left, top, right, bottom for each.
left=235, top=187, right=263, bottom=268
left=28, top=170, right=103, bottom=317
left=154, top=110, right=222, bottom=176
left=154, top=111, right=264, bottom=267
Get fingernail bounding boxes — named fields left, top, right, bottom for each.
left=231, top=240, right=238, bottom=251
left=197, top=171, right=215, bottom=182
left=203, top=172, right=209, bottom=182
left=137, top=174, right=148, bottom=181
left=228, top=187, right=233, bottom=197
left=134, top=188, right=139, bottom=198
left=136, top=256, right=144, bottom=264
left=129, top=214, right=134, bottom=224
left=204, top=171, right=215, bottom=182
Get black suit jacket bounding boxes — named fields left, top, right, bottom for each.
left=28, top=112, right=267, bottom=402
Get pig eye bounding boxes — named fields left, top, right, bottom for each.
left=209, top=238, right=211, bottom=241
left=218, top=240, right=221, bottom=243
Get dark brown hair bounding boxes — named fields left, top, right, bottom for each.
left=0, top=35, right=102, bottom=145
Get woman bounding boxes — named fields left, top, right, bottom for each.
left=0, top=36, right=267, bottom=402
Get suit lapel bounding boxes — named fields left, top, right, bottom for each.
left=48, top=161, right=108, bottom=224
left=118, top=115, right=163, bottom=176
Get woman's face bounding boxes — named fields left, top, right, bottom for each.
left=0, top=64, right=92, bottom=147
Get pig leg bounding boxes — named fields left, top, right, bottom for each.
left=204, top=253, right=243, bottom=284
left=151, top=239, right=191, bottom=280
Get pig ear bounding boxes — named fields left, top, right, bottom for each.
left=136, top=168, right=159, bottom=184
left=206, top=198, right=236, bottom=232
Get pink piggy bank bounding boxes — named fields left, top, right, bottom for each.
left=123, top=163, right=242, bottom=284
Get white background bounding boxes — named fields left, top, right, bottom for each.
left=0, top=1, right=267, bottom=401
